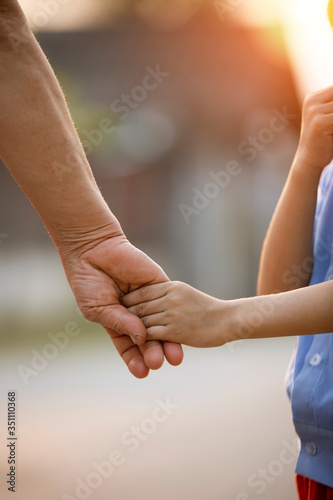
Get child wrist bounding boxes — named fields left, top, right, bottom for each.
left=292, top=154, right=326, bottom=181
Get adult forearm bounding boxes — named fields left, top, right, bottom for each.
left=0, top=2, right=184, bottom=377
left=226, top=281, right=333, bottom=343
left=0, top=1, right=119, bottom=255
left=257, top=159, right=321, bottom=295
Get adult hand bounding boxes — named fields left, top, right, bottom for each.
left=61, top=232, right=184, bottom=378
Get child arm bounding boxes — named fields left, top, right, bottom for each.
left=123, top=280, right=333, bottom=347
left=258, top=87, right=333, bottom=295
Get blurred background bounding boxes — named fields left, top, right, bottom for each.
left=1, top=0, right=333, bottom=499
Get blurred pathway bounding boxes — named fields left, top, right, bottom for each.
left=0, top=337, right=298, bottom=500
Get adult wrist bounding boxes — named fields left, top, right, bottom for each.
left=52, top=214, right=125, bottom=263
left=45, top=186, right=125, bottom=261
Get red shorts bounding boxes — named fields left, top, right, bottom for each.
left=296, top=475, right=333, bottom=500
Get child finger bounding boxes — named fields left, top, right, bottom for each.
left=140, top=312, right=167, bottom=329
left=127, top=297, right=167, bottom=318
left=319, top=102, right=333, bottom=114
left=146, top=325, right=170, bottom=342
left=122, top=282, right=170, bottom=307
left=311, top=85, right=333, bottom=103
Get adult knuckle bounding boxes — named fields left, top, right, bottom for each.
left=112, top=317, right=125, bottom=335
left=80, top=305, right=96, bottom=323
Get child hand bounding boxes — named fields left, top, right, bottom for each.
left=122, top=281, right=229, bottom=348
left=296, top=86, right=333, bottom=172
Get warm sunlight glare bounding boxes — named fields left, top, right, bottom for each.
left=19, top=0, right=333, bottom=95
left=236, top=0, right=333, bottom=95
left=277, top=0, right=333, bottom=95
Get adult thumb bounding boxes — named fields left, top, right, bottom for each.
left=98, top=304, right=147, bottom=345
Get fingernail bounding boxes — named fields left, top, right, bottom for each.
left=129, top=335, right=137, bottom=344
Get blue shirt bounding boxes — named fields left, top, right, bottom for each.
left=285, top=161, right=333, bottom=487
